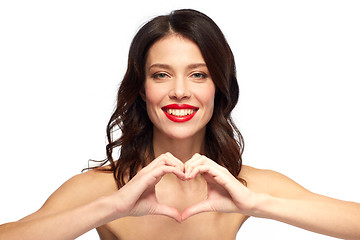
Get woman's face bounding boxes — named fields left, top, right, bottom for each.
left=144, top=34, right=216, bottom=140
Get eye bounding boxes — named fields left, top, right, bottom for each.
left=191, top=72, right=208, bottom=79
left=152, top=72, right=170, bottom=80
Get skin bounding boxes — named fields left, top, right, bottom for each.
left=1, top=34, right=360, bottom=240
left=144, top=34, right=216, bottom=160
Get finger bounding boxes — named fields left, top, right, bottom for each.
left=149, top=165, right=186, bottom=183
left=164, top=152, right=185, bottom=172
left=186, top=167, right=201, bottom=180
left=185, top=154, right=222, bottom=176
left=184, top=153, right=203, bottom=178
left=154, top=204, right=182, bottom=223
left=127, top=165, right=186, bottom=199
left=189, top=165, right=246, bottom=199
left=181, top=200, right=213, bottom=221
left=150, top=153, right=184, bottom=173
left=186, top=156, right=230, bottom=180
left=187, top=154, right=228, bottom=171
left=187, top=165, right=228, bottom=186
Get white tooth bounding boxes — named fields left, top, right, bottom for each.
left=166, top=109, right=197, bottom=116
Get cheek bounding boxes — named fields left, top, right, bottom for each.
left=144, top=83, right=160, bottom=106
left=144, top=85, right=159, bottom=125
left=197, top=84, right=216, bottom=109
left=144, top=82, right=169, bottom=114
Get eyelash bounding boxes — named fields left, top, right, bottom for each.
left=191, top=73, right=208, bottom=79
left=152, top=73, right=170, bottom=79
left=151, top=72, right=208, bottom=80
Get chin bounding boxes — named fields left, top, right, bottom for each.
left=159, top=126, right=206, bottom=141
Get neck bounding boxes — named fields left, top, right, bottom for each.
left=152, top=129, right=206, bottom=163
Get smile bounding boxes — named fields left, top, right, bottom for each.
left=165, top=109, right=196, bottom=117
left=161, top=104, right=199, bottom=122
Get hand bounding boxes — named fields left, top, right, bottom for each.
left=182, top=154, right=256, bottom=221
left=113, top=152, right=186, bottom=222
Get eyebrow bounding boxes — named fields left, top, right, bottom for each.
left=147, top=63, right=207, bottom=71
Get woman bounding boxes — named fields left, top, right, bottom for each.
left=0, top=9, right=359, bottom=240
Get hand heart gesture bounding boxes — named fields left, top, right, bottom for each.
left=113, top=153, right=256, bottom=222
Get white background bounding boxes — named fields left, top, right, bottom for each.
left=0, top=0, right=359, bottom=239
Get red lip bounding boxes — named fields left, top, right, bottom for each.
left=162, top=104, right=198, bottom=109
left=161, top=104, right=199, bottom=123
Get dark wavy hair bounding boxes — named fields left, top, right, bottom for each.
left=93, top=9, right=245, bottom=188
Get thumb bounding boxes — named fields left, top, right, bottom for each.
left=181, top=200, right=213, bottom=221
left=154, top=204, right=182, bottom=223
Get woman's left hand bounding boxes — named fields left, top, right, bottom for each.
left=182, top=154, right=257, bottom=221
left=183, top=154, right=360, bottom=239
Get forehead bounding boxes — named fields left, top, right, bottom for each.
left=145, top=34, right=206, bottom=69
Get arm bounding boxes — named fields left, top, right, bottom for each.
left=0, top=153, right=185, bottom=240
left=182, top=154, right=360, bottom=240
left=0, top=196, right=117, bottom=240
left=254, top=191, right=360, bottom=239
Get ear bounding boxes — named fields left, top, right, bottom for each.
left=140, top=88, right=146, bottom=101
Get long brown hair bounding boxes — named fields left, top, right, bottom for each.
left=93, top=9, right=245, bottom=188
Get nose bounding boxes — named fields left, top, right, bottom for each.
left=169, top=77, right=191, bottom=100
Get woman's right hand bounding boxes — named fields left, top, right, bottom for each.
left=0, top=153, right=185, bottom=240
left=111, top=152, right=185, bottom=222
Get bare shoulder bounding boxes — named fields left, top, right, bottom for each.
left=239, top=165, right=311, bottom=199
left=19, top=168, right=117, bottom=222
left=45, top=169, right=117, bottom=205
